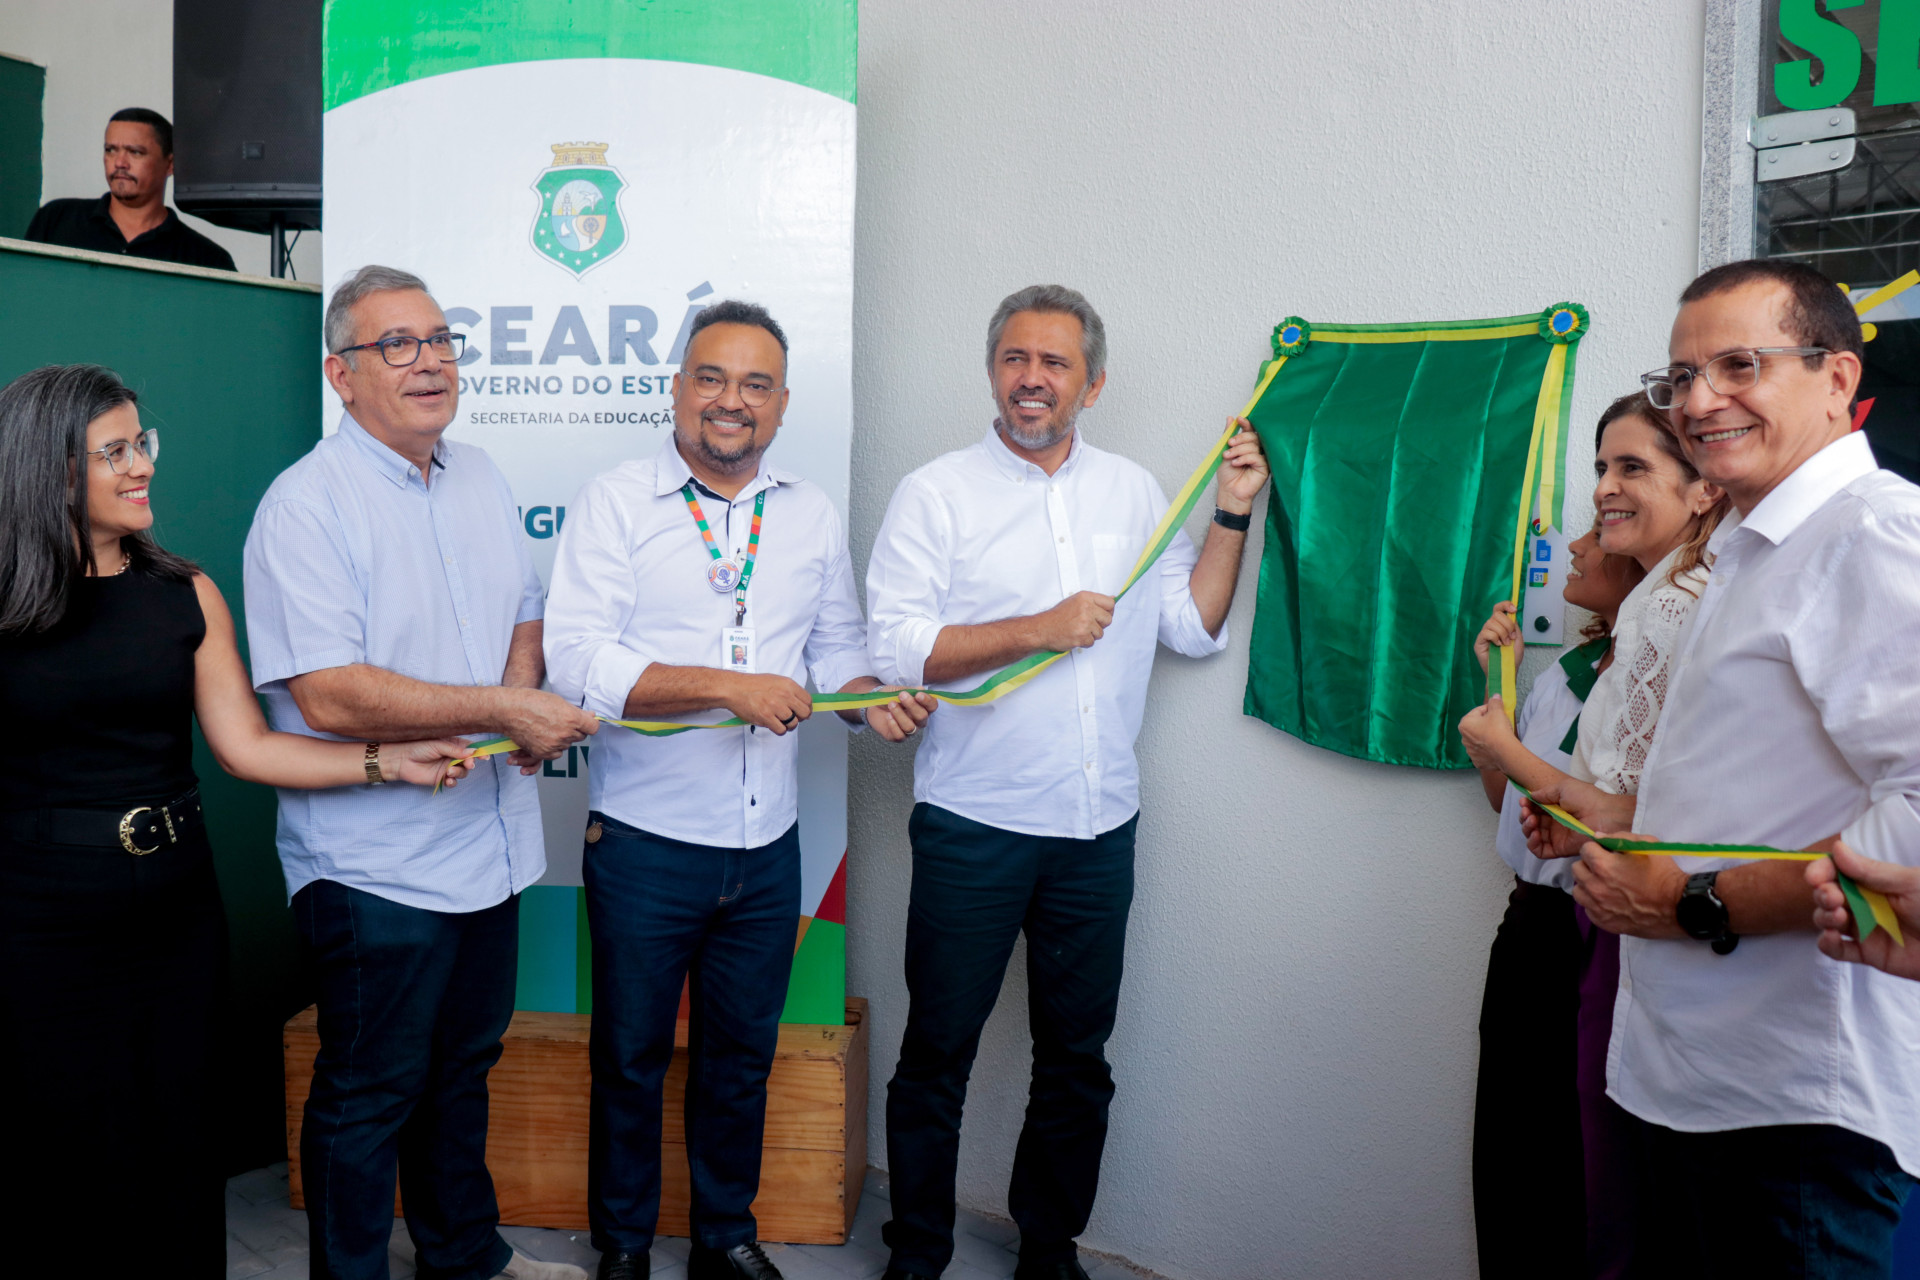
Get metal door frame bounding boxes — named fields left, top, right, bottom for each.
left=1700, top=0, right=1769, bottom=270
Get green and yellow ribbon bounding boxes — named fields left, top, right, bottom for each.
left=1488, top=625, right=1520, bottom=722
left=1486, top=309, right=1580, bottom=723
left=1516, top=783, right=1902, bottom=945
left=466, top=358, right=1288, bottom=754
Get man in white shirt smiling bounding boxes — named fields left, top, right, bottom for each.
left=544, top=301, right=933, bottom=1280
left=1527, top=259, right=1920, bottom=1275
left=865, top=285, right=1269, bottom=1280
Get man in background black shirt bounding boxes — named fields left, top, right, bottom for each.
left=25, top=107, right=236, bottom=272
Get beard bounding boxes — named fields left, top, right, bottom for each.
left=995, top=388, right=1083, bottom=451
left=682, top=406, right=764, bottom=473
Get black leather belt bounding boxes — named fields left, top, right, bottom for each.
left=1, top=788, right=204, bottom=855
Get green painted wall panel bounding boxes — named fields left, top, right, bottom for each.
left=0, top=243, right=321, bottom=1171
left=514, top=882, right=580, bottom=1011
left=323, top=0, right=858, bottom=110
left=781, top=921, right=845, bottom=1024
left=0, top=55, right=45, bottom=238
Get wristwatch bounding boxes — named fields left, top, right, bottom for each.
left=1676, top=871, right=1739, bottom=955
left=1212, top=506, right=1252, bottom=532
left=364, top=742, right=386, bottom=787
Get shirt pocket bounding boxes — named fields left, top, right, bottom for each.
left=1090, top=534, right=1146, bottom=597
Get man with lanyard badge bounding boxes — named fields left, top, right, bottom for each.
left=545, top=300, right=936, bottom=1280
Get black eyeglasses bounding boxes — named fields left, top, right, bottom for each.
left=336, top=332, right=466, bottom=367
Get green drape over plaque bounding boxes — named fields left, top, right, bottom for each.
left=1243, top=308, right=1586, bottom=769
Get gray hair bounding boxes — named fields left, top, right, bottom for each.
left=326, top=264, right=435, bottom=362
left=984, top=284, right=1107, bottom=385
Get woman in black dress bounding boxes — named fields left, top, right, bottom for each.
left=0, top=365, right=478, bottom=1273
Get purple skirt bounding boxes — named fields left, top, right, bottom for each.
left=1574, top=905, right=1636, bottom=1278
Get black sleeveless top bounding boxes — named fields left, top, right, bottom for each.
left=0, top=571, right=205, bottom=811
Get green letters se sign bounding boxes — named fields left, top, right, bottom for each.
left=1776, top=0, right=1920, bottom=109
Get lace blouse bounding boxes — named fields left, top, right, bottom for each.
left=1573, top=547, right=1709, bottom=796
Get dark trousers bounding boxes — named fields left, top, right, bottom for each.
left=0, top=828, right=227, bottom=1275
left=1629, top=1119, right=1914, bottom=1279
left=883, top=803, right=1137, bottom=1274
left=294, top=879, right=518, bottom=1280
left=583, top=815, right=801, bottom=1254
left=1474, top=880, right=1586, bottom=1280
left=1474, top=880, right=1640, bottom=1280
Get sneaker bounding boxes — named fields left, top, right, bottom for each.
left=498, top=1248, right=591, bottom=1280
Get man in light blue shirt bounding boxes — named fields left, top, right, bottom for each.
left=244, top=264, right=597, bottom=1280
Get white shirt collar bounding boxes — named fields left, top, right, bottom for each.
left=1733, top=430, right=1876, bottom=547
left=982, top=421, right=1086, bottom=480
left=650, top=432, right=798, bottom=500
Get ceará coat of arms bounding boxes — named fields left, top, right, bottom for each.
left=531, top=142, right=627, bottom=277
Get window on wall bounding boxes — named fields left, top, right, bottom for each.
left=1754, top=0, right=1919, bottom=479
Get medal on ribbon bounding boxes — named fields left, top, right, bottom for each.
left=683, top=482, right=764, bottom=625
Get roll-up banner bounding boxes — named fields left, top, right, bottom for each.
left=322, top=1, right=857, bottom=1021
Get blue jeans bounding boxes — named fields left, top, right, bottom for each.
left=1629, top=1117, right=1915, bottom=1278
left=883, top=803, right=1137, bottom=1275
left=294, top=880, right=518, bottom=1280
left=583, top=814, right=801, bottom=1255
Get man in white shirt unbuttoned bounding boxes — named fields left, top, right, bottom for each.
left=1527, top=259, right=1920, bottom=1276
left=864, top=285, right=1269, bottom=1280
left=544, top=301, right=933, bottom=1280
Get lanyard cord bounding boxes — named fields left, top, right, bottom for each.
left=683, top=482, right=765, bottom=625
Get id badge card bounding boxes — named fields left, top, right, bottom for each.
left=722, top=626, right=756, bottom=673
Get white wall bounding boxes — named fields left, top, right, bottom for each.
left=0, top=0, right=322, bottom=283
left=846, top=4, right=1707, bottom=1278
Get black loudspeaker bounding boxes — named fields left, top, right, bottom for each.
left=172, top=0, right=321, bottom=237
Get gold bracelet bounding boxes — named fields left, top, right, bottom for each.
left=364, top=742, right=385, bottom=786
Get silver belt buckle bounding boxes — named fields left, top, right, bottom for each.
left=118, top=806, right=160, bottom=856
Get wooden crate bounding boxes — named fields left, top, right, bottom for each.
left=285, top=998, right=868, bottom=1243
